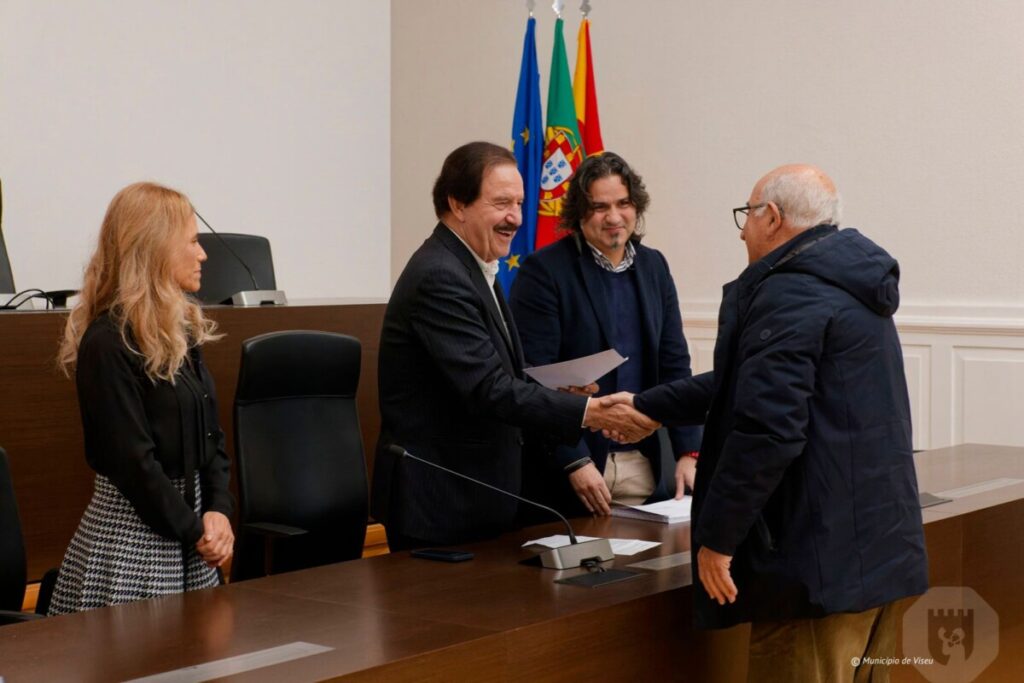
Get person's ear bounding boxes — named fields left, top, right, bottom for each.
left=765, top=201, right=784, bottom=238
left=448, top=196, right=466, bottom=222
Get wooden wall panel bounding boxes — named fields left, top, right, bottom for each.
left=0, top=300, right=386, bottom=579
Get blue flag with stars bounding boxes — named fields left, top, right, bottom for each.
left=498, top=16, right=542, bottom=294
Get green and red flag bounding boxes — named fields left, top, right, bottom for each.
left=536, top=17, right=583, bottom=250
left=573, top=17, right=604, bottom=157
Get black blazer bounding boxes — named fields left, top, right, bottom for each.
left=371, top=224, right=587, bottom=544
left=76, top=314, right=233, bottom=546
left=509, top=234, right=702, bottom=515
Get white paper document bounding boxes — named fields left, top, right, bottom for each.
left=522, top=349, right=627, bottom=389
left=611, top=497, right=693, bottom=524
left=522, top=535, right=661, bottom=556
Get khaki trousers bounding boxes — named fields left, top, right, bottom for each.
left=747, top=602, right=898, bottom=683
left=603, top=450, right=655, bottom=506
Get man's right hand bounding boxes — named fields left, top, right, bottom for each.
left=583, top=393, right=659, bottom=443
left=568, top=462, right=613, bottom=516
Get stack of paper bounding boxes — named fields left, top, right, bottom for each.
left=611, top=497, right=692, bottom=524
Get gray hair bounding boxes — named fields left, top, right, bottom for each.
left=758, top=170, right=843, bottom=229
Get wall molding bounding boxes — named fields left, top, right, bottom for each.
left=682, top=301, right=1024, bottom=336
left=679, top=300, right=1024, bottom=450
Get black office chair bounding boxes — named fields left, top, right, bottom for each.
left=0, top=229, right=14, bottom=294
left=195, top=233, right=277, bottom=305
left=0, top=447, right=56, bottom=624
left=1, top=179, right=16, bottom=293
left=231, top=331, right=369, bottom=581
left=0, top=180, right=76, bottom=308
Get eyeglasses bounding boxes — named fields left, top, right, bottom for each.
left=731, top=203, right=780, bottom=230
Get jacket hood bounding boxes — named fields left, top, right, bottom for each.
left=771, top=225, right=901, bottom=317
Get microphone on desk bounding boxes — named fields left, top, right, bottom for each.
left=387, top=444, right=614, bottom=569
left=193, top=206, right=287, bottom=306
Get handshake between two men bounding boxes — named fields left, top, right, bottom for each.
left=580, top=389, right=655, bottom=444
left=560, top=384, right=671, bottom=517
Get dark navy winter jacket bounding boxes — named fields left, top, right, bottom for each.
left=635, top=224, right=929, bottom=629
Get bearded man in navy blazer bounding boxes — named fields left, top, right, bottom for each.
left=509, top=152, right=702, bottom=518
left=372, top=142, right=659, bottom=551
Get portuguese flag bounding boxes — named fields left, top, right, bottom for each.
left=535, top=17, right=583, bottom=250
left=573, top=18, right=604, bottom=157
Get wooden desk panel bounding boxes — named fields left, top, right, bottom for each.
left=0, top=300, right=386, bottom=579
left=239, top=516, right=692, bottom=632
left=0, top=581, right=497, bottom=682
left=0, top=444, right=1020, bottom=682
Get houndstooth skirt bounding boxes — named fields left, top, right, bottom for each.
left=48, top=473, right=220, bottom=615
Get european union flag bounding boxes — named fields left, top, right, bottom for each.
left=498, top=16, right=542, bottom=294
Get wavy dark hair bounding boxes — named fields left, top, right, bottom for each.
left=432, top=141, right=517, bottom=218
left=559, top=152, right=650, bottom=239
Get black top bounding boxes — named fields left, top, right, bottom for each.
left=76, top=313, right=233, bottom=546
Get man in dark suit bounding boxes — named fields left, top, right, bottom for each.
left=371, top=142, right=658, bottom=551
left=509, top=152, right=702, bottom=518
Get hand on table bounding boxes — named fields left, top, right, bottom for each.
left=568, top=462, right=613, bottom=516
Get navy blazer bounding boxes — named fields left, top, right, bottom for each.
left=371, top=225, right=587, bottom=544
left=509, top=234, right=702, bottom=515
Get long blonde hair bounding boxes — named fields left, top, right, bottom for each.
left=59, top=182, right=220, bottom=382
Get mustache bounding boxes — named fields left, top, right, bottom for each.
left=494, top=224, right=518, bottom=232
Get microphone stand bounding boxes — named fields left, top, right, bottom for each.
left=193, top=208, right=287, bottom=306
left=389, top=445, right=614, bottom=569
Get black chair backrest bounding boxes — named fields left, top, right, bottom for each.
left=196, top=233, right=276, bottom=305
left=232, top=331, right=368, bottom=579
left=0, top=448, right=27, bottom=611
left=0, top=229, right=14, bottom=293
left=0, top=177, right=15, bottom=291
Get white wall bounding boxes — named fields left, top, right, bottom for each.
left=391, top=0, right=1024, bottom=317
left=1, top=0, right=391, bottom=299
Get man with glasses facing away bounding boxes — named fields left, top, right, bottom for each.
left=605, top=164, right=928, bottom=682
left=509, top=152, right=702, bottom=520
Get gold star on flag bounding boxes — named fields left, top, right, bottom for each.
left=520, top=127, right=530, bottom=145
left=506, top=254, right=521, bottom=270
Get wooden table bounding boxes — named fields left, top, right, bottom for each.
left=0, top=444, right=1021, bottom=682
left=0, top=299, right=386, bottom=579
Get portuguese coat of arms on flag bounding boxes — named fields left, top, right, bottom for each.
left=535, top=17, right=583, bottom=250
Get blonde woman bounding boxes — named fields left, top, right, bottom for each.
left=49, top=182, right=234, bottom=614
